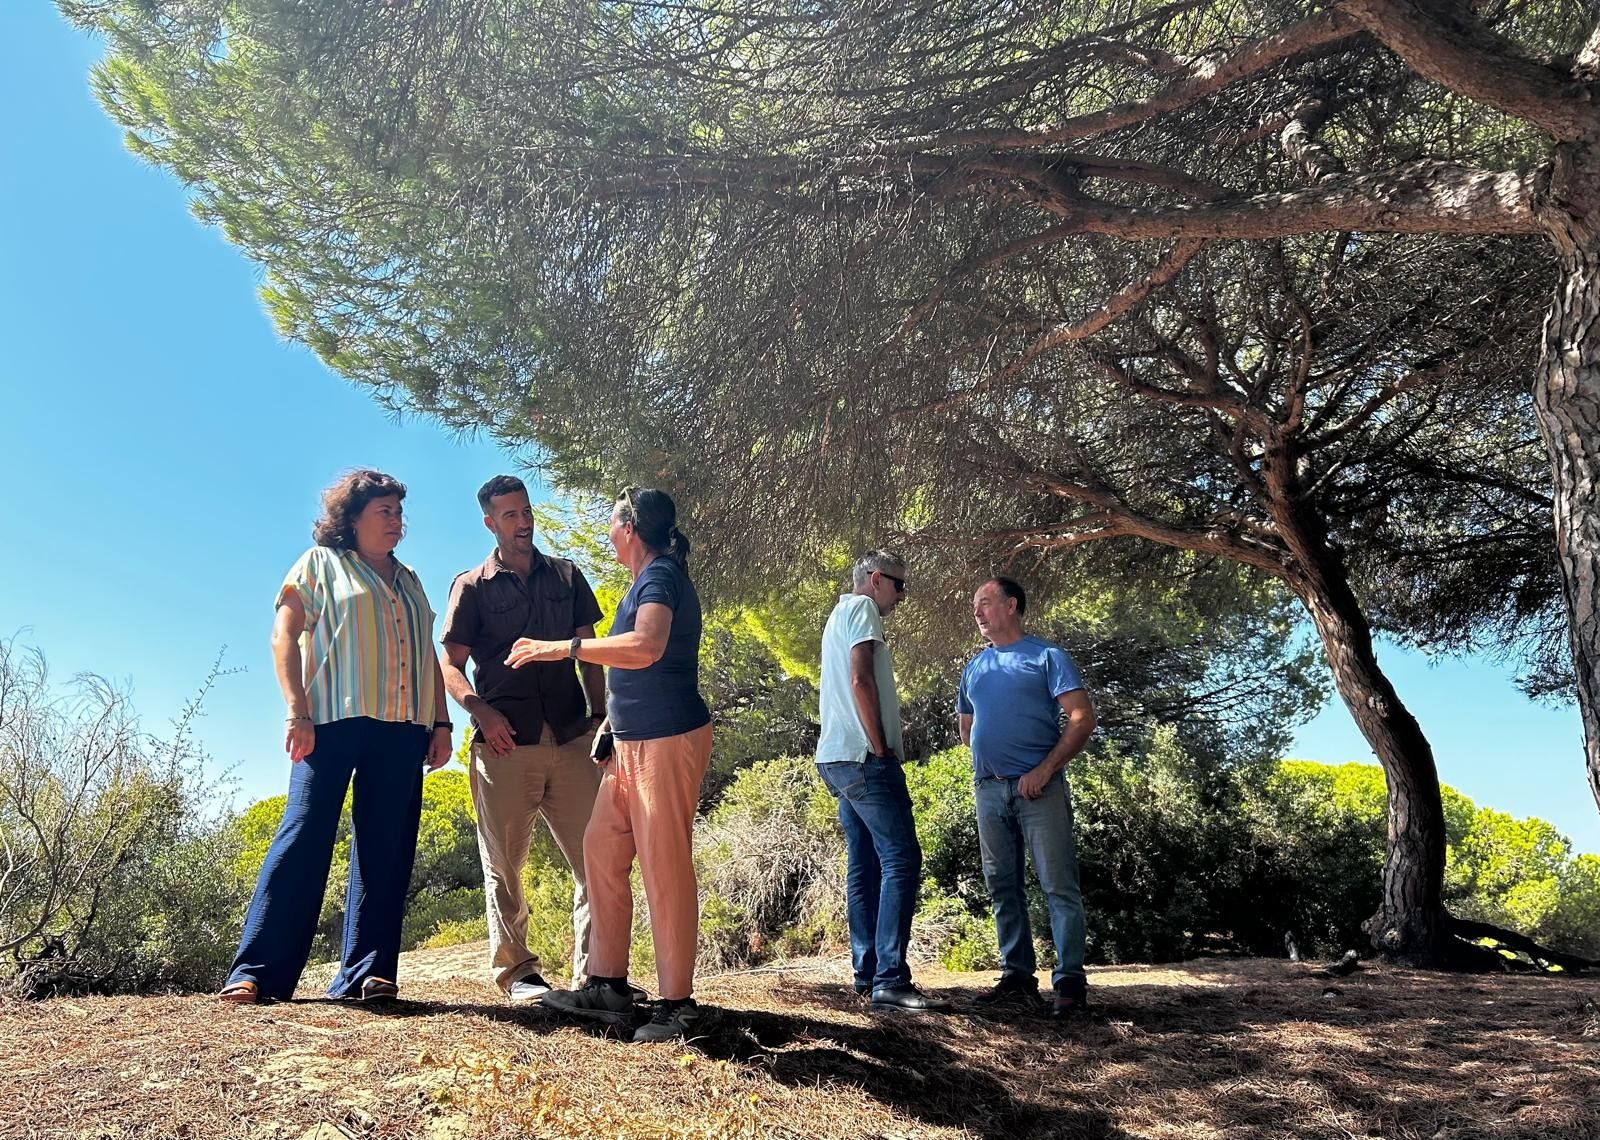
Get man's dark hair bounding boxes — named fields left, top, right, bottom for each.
left=477, top=474, right=527, bottom=513
left=988, top=576, right=1027, bottom=616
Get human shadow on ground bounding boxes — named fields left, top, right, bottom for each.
left=316, top=990, right=1123, bottom=1137
left=309, top=971, right=1600, bottom=1140
left=326, top=994, right=639, bottom=1036
left=687, top=992, right=1130, bottom=1140
left=884, top=974, right=1600, bottom=1140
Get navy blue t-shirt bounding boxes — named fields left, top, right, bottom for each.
left=607, top=557, right=711, bottom=740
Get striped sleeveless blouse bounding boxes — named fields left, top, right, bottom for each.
left=278, top=546, right=439, bottom=728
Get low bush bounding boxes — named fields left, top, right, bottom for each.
left=0, top=640, right=247, bottom=995
left=694, top=755, right=842, bottom=970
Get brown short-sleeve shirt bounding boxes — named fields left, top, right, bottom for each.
left=441, top=549, right=604, bottom=745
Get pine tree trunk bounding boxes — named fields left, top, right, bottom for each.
left=1264, top=471, right=1450, bottom=965
left=1531, top=139, right=1600, bottom=817
left=1292, top=566, right=1448, bottom=965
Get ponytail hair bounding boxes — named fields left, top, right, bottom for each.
left=666, top=525, right=691, bottom=569
left=617, top=486, right=691, bottom=570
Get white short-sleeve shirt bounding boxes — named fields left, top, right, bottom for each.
left=816, top=592, right=903, bottom=764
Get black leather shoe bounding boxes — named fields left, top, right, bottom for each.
left=870, top=984, right=952, bottom=1012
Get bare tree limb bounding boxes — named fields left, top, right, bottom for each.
left=901, top=237, right=1208, bottom=418
left=878, top=9, right=1363, bottom=151
left=1338, top=0, right=1600, bottom=140
left=1034, top=160, right=1545, bottom=237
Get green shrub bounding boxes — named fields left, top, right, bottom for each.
left=0, top=641, right=248, bottom=995
left=904, top=747, right=985, bottom=909
left=1543, top=854, right=1600, bottom=959
left=421, top=915, right=489, bottom=950
left=694, top=755, right=843, bottom=970
left=401, top=887, right=486, bottom=951
left=1230, top=761, right=1387, bottom=955
left=913, top=891, right=999, bottom=972
left=699, top=894, right=755, bottom=969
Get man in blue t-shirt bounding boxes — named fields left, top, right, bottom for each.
left=958, top=577, right=1097, bottom=1016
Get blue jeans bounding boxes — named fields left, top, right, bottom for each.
left=817, top=755, right=922, bottom=991
left=974, top=772, right=1086, bottom=987
left=227, top=717, right=426, bottom=999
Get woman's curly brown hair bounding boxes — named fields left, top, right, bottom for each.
left=311, top=469, right=407, bottom=550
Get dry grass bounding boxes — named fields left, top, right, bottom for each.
left=3, top=944, right=1597, bottom=1140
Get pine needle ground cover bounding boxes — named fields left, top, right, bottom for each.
left=3, top=945, right=1596, bottom=1140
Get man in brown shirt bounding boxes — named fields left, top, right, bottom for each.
left=440, top=475, right=607, bottom=1001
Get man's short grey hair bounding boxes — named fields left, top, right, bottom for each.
left=852, top=550, right=907, bottom=589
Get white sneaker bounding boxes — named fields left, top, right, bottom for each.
left=508, top=972, right=552, bottom=1002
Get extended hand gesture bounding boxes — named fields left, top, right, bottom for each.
left=505, top=638, right=568, bottom=667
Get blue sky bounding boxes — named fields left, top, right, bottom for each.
left=6, top=6, right=1598, bottom=856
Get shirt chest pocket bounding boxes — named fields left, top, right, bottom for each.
left=528, top=582, right=574, bottom=639
left=481, top=582, right=532, bottom=638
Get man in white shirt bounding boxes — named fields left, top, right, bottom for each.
left=816, top=550, right=948, bottom=1012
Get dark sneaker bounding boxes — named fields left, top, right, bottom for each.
left=632, top=997, right=701, bottom=1043
left=974, top=973, right=1042, bottom=1007
left=507, top=972, right=552, bottom=1003
left=1052, top=978, right=1089, bottom=1018
left=870, top=984, right=952, bottom=1012
left=542, top=979, right=635, bottom=1025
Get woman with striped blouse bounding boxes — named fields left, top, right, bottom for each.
left=220, top=470, right=453, bottom=1004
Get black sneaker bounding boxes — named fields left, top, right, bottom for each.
left=633, top=997, right=701, bottom=1042
left=869, top=984, right=952, bottom=1012
left=1052, top=978, right=1089, bottom=1018
left=542, top=978, right=635, bottom=1025
left=974, top=973, right=1042, bottom=1007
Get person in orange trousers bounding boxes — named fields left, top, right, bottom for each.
left=504, top=486, right=712, bottom=1043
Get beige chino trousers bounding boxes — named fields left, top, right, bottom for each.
left=469, top=727, right=601, bottom=991
left=583, top=722, right=713, bottom=1001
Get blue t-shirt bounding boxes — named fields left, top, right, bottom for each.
left=606, top=557, right=711, bottom=741
left=957, top=635, right=1085, bottom=778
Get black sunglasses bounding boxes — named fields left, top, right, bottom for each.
left=878, top=571, right=906, bottom=593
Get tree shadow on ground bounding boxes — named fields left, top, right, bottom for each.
left=689, top=991, right=1129, bottom=1139
left=330, top=994, right=646, bottom=1037
left=860, top=973, right=1600, bottom=1140
left=290, top=968, right=1600, bottom=1139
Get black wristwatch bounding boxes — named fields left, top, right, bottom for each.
left=568, top=635, right=583, bottom=658
left=433, top=720, right=453, bottom=732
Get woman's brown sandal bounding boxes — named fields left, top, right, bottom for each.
left=219, top=979, right=260, bottom=1005
left=358, top=976, right=399, bottom=1001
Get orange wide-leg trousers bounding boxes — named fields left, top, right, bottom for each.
left=581, top=722, right=712, bottom=1000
